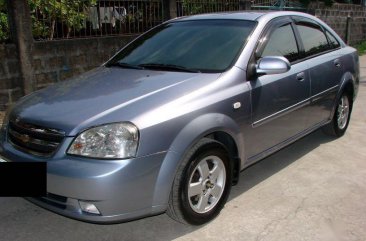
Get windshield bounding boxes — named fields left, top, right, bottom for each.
left=106, top=20, right=256, bottom=73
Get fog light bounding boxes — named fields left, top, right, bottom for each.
left=79, top=201, right=100, bottom=215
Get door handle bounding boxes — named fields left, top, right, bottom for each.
left=334, top=59, right=341, bottom=68
left=296, top=72, right=305, bottom=82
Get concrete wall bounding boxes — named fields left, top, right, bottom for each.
left=310, top=3, right=366, bottom=45
left=0, top=35, right=137, bottom=110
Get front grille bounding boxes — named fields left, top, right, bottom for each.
left=7, top=119, right=65, bottom=157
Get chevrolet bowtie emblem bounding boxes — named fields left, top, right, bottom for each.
left=19, top=134, right=30, bottom=143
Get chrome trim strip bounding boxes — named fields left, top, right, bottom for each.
left=311, top=85, right=339, bottom=102
left=7, top=139, right=53, bottom=157
left=252, top=99, right=309, bottom=127
left=10, top=120, right=65, bottom=137
left=8, top=128, right=59, bottom=148
left=252, top=85, right=339, bottom=128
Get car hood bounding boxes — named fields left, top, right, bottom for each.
left=11, top=67, right=221, bottom=136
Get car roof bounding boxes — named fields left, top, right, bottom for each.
left=173, top=11, right=267, bottom=21
left=172, top=11, right=317, bottom=22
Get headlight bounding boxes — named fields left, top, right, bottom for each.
left=67, top=122, right=139, bottom=159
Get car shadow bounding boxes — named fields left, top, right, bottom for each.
left=0, top=130, right=336, bottom=241
left=229, top=129, right=335, bottom=201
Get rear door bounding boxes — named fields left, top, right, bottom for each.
left=292, top=17, right=343, bottom=127
left=246, top=17, right=311, bottom=159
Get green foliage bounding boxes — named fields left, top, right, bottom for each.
left=182, top=0, right=202, bottom=15
left=0, top=0, right=97, bottom=41
left=182, top=0, right=224, bottom=15
left=0, top=0, right=8, bottom=42
left=354, top=41, right=366, bottom=55
left=0, top=0, right=5, bottom=10
left=29, top=0, right=97, bottom=39
left=0, top=11, right=8, bottom=42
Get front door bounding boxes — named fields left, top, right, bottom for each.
left=246, top=19, right=310, bottom=159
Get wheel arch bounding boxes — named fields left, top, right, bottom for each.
left=330, top=72, right=356, bottom=120
left=204, top=131, right=241, bottom=185
left=151, top=113, right=244, bottom=209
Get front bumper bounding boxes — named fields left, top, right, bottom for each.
left=0, top=132, right=169, bottom=223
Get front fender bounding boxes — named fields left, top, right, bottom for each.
left=151, top=113, right=244, bottom=208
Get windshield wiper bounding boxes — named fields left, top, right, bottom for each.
left=138, top=63, right=201, bottom=73
left=106, top=62, right=145, bottom=70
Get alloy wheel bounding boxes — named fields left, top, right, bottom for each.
left=337, top=95, right=350, bottom=130
left=187, top=155, right=226, bottom=214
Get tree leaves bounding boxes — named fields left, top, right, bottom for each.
left=29, top=0, right=97, bottom=39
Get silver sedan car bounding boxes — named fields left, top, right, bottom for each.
left=0, top=11, right=359, bottom=225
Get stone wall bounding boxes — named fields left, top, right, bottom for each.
left=0, top=35, right=137, bottom=110
left=2, top=3, right=366, bottom=110
left=310, top=3, right=366, bottom=45
left=0, top=44, right=22, bottom=111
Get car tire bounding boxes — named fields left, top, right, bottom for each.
left=167, top=138, right=232, bottom=225
left=323, top=91, right=353, bottom=137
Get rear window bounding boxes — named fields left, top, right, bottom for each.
left=296, top=23, right=329, bottom=56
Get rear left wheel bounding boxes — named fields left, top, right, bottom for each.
left=323, top=91, right=353, bottom=137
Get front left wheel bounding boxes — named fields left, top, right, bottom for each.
left=167, top=138, right=232, bottom=225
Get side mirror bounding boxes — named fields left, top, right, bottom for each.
left=256, top=56, right=291, bottom=75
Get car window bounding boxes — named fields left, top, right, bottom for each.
left=261, top=24, right=299, bottom=62
left=325, top=30, right=340, bottom=49
left=296, top=23, right=329, bottom=56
